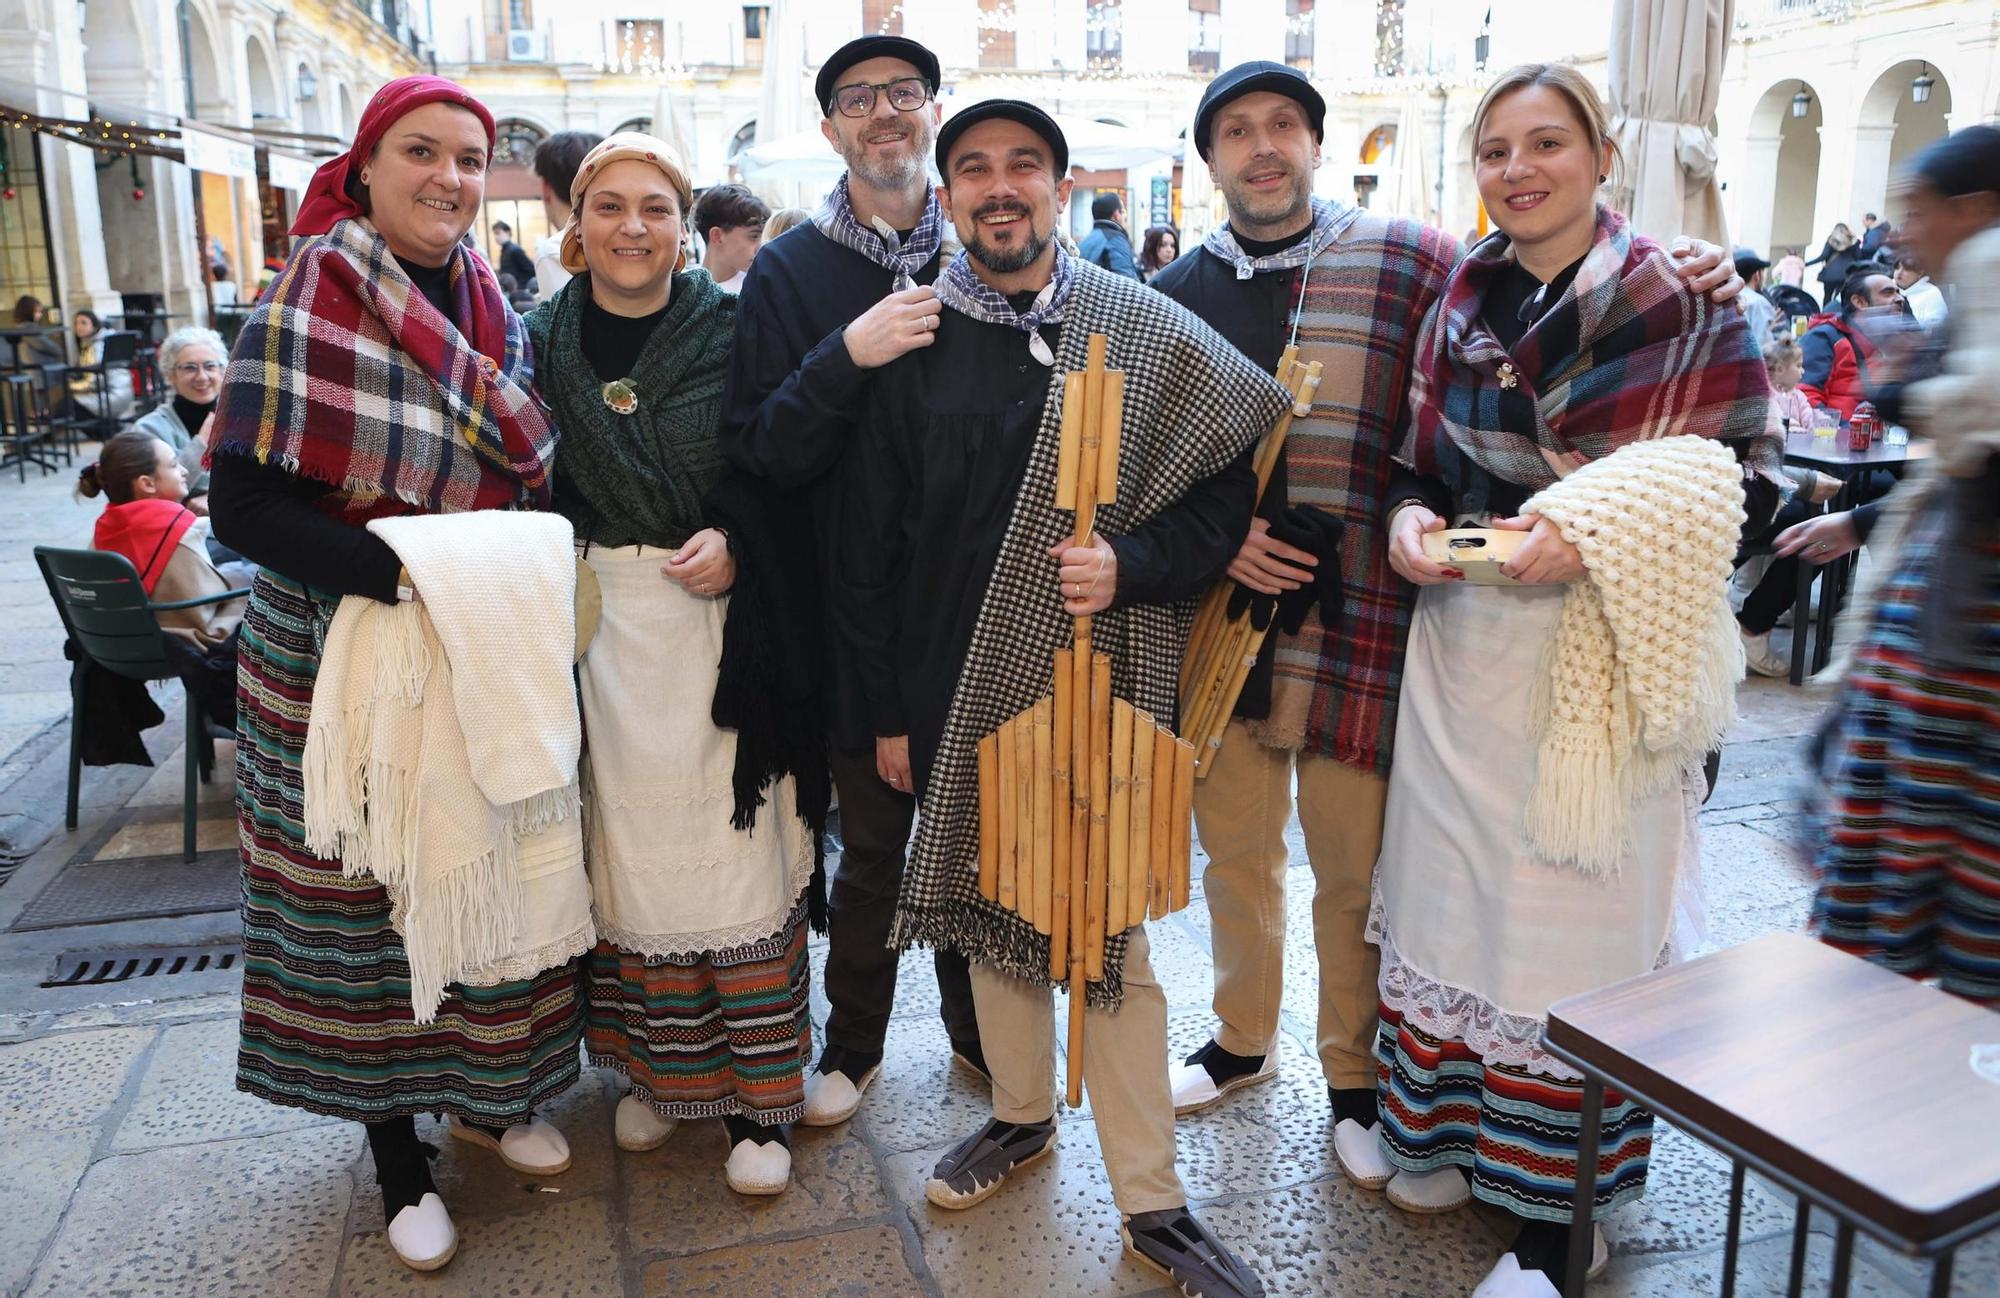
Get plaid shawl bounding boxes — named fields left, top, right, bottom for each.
left=211, top=218, right=555, bottom=521
left=811, top=174, right=944, bottom=292
left=890, top=263, right=1290, bottom=1007
left=1234, top=208, right=1460, bottom=773
left=1402, top=206, right=1779, bottom=499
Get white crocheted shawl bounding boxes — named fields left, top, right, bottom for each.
left=1520, top=435, right=1746, bottom=874
left=302, top=511, right=593, bottom=1021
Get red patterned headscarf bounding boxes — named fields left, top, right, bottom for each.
left=291, top=75, right=496, bottom=237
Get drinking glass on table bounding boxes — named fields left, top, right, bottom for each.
left=1812, top=408, right=1840, bottom=443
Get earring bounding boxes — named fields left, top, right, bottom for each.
left=1598, top=174, right=1607, bottom=183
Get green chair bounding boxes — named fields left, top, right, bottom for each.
left=33, top=546, right=248, bottom=861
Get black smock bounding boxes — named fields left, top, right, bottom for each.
left=1148, top=223, right=1312, bottom=720
left=837, top=302, right=1256, bottom=791
left=208, top=255, right=464, bottom=603
left=718, top=222, right=942, bottom=751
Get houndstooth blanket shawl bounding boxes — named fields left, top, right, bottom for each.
left=889, top=263, right=1289, bottom=1007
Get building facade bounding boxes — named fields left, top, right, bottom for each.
left=0, top=0, right=427, bottom=330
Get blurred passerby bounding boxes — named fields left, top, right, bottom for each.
left=692, top=183, right=772, bottom=293
left=1801, top=123, right=2000, bottom=1007
left=533, top=130, right=604, bottom=300
left=1860, top=211, right=1890, bottom=258
left=1896, top=250, right=1948, bottom=328
left=1137, top=224, right=1180, bottom=280
left=1775, top=244, right=1806, bottom=289
left=1799, top=269, right=1902, bottom=419
left=1805, top=221, right=1860, bottom=305
left=491, top=219, right=536, bottom=286
left=1735, top=246, right=1777, bottom=350
left=1078, top=191, right=1141, bottom=278
left=763, top=205, right=810, bottom=243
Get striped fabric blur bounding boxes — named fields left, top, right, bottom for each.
left=1812, top=516, right=2000, bottom=1007
left=585, top=905, right=811, bottom=1125
left=233, top=571, right=586, bottom=1122
left=1375, top=1005, right=1654, bottom=1223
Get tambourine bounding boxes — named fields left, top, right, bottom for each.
left=1420, top=528, right=1528, bottom=585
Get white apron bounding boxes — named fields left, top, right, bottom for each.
left=1372, top=578, right=1696, bottom=1070
left=576, top=544, right=814, bottom=957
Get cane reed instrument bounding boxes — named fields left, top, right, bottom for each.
left=975, top=333, right=1196, bottom=1109
left=1178, top=347, right=1324, bottom=779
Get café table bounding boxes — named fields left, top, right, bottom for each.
left=1546, top=933, right=2000, bottom=1298
left=1780, top=427, right=1918, bottom=680
left=0, top=323, right=65, bottom=371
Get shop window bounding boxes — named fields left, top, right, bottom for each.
left=1087, top=0, right=1123, bottom=70
left=979, top=0, right=1016, bottom=68
left=1285, top=0, right=1313, bottom=73
left=1189, top=0, right=1221, bottom=75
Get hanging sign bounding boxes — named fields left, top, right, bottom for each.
left=265, top=151, right=318, bottom=193
left=180, top=125, right=257, bottom=179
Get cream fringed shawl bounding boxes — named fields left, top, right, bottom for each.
left=1520, top=436, right=1746, bottom=874
left=303, top=511, right=593, bottom=1022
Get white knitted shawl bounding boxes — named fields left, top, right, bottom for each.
left=302, top=511, right=592, bottom=1021
left=1520, top=436, right=1746, bottom=875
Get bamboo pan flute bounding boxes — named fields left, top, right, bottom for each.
left=974, top=333, right=1197, bottom=1110
left=1178, top=348, right=1324, bottom=779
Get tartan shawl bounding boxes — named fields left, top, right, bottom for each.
left=1402, top=206, right=1779, bottom=499
left=890, top=262, right=1290, bottom=1008
left=211, top=218, right=555, bottom=521
left=1240, top=209, right=1460, bottom=773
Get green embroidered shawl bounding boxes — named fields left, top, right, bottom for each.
left=525, top=271, right=735, bottom=548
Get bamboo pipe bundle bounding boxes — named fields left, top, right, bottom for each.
left=973, top=333, right=1203, bottom=1109
left=1178, top=353, right=1325, bottom=777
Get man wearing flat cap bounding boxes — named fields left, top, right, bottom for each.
left=719, top=34, right=984, bottom=1132
left=837, top=98, right=1282, bottom=1298
left=1151, top=60, right=1747, bottom=1210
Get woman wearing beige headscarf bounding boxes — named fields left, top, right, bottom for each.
left=523, top=134, right=824, bottom=1197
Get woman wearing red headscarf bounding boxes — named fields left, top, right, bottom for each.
left=207, top=77, right=575, bottom=1273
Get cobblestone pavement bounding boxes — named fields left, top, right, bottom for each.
left=1, top=450, right=1993, bottom=1295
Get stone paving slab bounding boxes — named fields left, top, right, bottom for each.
left=639, top=1224, right=927, bottom=1297
left=112, top=1015, right=339, bottom=1152
left=0, top=1023, right=153, bottom=1132
left=0, top=1127, right=93, bottom=1297
left=24, top=1123, right=360, bottom=1298
left=339, top=1193, right=624, bottom=1298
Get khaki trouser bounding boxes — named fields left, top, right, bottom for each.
left=971, top=926, right=1184, bottom=1215
left=1191, top=720, right=1387, bottom=1089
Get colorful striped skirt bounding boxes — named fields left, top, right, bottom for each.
left=585, top=903, right=811, bottom=1125
left=234, top=571, right=586, bottom=1123
left=1811, top=513, right=2000, bottom=1006
left=1375, top=1004, right=1653, bottom=1223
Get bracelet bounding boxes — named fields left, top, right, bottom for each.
left=1384, top=498, right=1431, bottom=532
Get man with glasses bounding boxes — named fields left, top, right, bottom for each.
left=719, top=34, right=979, bottom=1132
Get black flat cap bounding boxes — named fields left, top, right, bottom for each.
left=936, top=99, right=1068, bottom=175
left=815, top=36, right=942, bottom=116
left=1193, top=61, right=1326, bottom=160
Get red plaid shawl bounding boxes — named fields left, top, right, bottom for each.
left=1402, top=206, right=1778, bottom=496
left=211, top=218, right=554, bottom=520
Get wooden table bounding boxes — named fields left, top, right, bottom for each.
left=1545, top=934, right=2000, bottom=1296
left=1780, top=429, right=1916, bottom=681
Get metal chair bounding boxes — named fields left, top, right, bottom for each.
left=1, top=371, right=57, bottom=481
left=53, top=330, right=141, bottom=448
left=33, top=546, right=248, bottom=862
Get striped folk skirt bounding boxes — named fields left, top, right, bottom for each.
left=1375, top=1006, right=1653, bottom=1222
left=234, top=571, right=586, bottom=1123
left=1811, top=513, right=2000, bottom=1006
left=585, top=903, right=812, bottom=1125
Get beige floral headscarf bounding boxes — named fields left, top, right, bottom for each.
left=557, top=132, right=695, bottom=275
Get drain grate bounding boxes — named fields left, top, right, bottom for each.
left=43, top=943, right=241, bottom=988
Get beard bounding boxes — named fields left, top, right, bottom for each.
left=962, top=203, right=1049, bottom=274
left=841, top=117, right=935, bottom=191
left=1219, top=162, right=1314, bottom=233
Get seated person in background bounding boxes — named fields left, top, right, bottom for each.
left=78, top=430, right=248, bottom=723
left=66, top=310, right=136, bottom=420
left=132, top=326, right=229, bottom=509
left=11, top=295, right=65, bottom=366
left=497, top=271, right=537, bottom=314
left=1800, top=269, right=1902, bottom=420
left=1766, top=339, right=1815, bottom=434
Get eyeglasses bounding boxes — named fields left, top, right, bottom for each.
left=173, top=361, right=225, bottom=377
left=833, top=77, right=930, bottom=119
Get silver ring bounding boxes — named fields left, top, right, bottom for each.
left=927, top=314, right=939, bottom=331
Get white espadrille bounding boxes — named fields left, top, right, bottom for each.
left=614, top=1094, right=677, bottom=1152
left=386, top=1193, right=457, bottom=1272
left=1386, top=1164, right=1471, bottom=1214
left=801, top=1063, right=880, bottom=1127
left=724, top=1136, right=792, bottom=1196
left=1332, top=1119, right=1394, bottom=1190
left=1168, top=1052, right=1277, bottom=1117
left=1469, top=1227, right=1608, bottom=1296
left=447, top=1115, right=572, bottom=1175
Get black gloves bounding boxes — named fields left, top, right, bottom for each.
left=1224, top=506, right=1344, bottom=637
